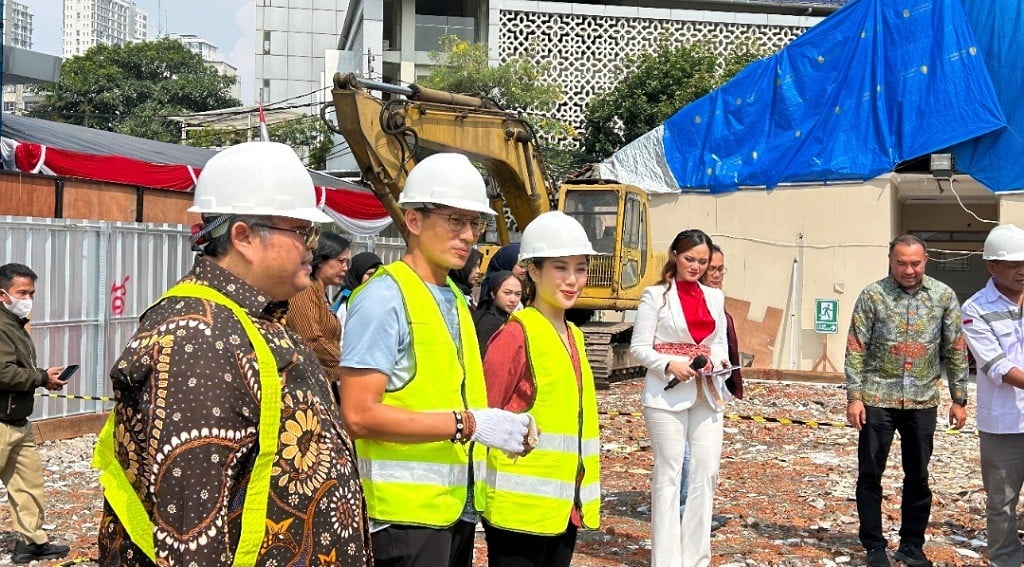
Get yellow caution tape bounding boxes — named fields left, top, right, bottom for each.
left=600, top=409, right=978, bottom=435
left=35, top=392, right=114, bottom=402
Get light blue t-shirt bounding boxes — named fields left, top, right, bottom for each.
left=339, top=272, right=474, bottom=530
left=340, top=275, right=460, bottom=390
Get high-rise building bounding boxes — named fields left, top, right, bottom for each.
left=170, top=34, right=242, bottom=101
left=4, top=1, right=33, bottom=49
left=62, top=0, right=149, bottom=58
left=255, top=0, right=348, bottom=107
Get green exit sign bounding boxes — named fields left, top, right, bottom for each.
left=815, top=299, right=839, bottom=334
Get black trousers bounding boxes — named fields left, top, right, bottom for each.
left=371, top=520, right=476, bottom=567
left=855, top=405, right=936, bottom=551
left=482, top=519, right=578, bottom=567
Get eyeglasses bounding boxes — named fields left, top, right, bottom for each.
left=334, top=256, right=351, bottom=268
left=251, top=222, right=321, bottom=247
left=423, top=209, right=488, bottom=236
left=706, top=266, right=728, bottom=275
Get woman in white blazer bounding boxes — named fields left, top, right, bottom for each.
left=630, top=229, right=730, bottom=567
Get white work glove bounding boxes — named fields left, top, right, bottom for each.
left=470, top=408, right=532, bottom=454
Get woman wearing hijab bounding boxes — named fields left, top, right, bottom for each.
left=479, top=243, right=525, bottom=303
left=473, top=270, right=522, bottom=356
left=334, top=251, right=383, bottom=333
left=449, top=248, right=483, bottom=309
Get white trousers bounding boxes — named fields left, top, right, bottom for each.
left=643, top=401, right=723, bottom=567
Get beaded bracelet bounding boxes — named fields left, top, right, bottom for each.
left=451, top=410, right=466, bottom=443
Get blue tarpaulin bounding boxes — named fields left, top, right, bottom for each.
left=599, top=0, right=1007, bottom=194
left=951, top=0, right=1024, bottom=192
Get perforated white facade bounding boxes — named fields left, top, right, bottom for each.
left=491, top=1, right=821, bottom=130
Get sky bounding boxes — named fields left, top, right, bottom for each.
left=20, top=0, right=257, bottom=103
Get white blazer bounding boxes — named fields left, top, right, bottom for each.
left=630, top=280, right=729, bottom=412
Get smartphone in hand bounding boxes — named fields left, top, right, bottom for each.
left=57, top=365, right=79, bottom=381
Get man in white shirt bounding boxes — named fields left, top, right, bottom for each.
left=961, top=224, right=1024, bottom=567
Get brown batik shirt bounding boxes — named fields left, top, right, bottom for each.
left=98, top=257, right=371, bottom=566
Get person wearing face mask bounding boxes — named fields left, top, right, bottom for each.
left=0, top=263, right=71, bottom=564
left=630, top=229, right=729, bottom=567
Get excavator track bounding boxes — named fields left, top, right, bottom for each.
left=580, top=321, right=644, bottom=389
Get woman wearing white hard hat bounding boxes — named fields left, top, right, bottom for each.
left=630, top=229, right=729, bottom=567
left=480, top=211, right=601, bottom=567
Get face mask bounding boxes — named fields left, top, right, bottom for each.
left=0, top=291, right=32, bottom=319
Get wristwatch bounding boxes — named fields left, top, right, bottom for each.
left=952, top=398, right=968, bottom=407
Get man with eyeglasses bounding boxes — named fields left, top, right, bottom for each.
left=95, top=142, right=371, bottom=566
left=340, top=152, right=535, bottom=567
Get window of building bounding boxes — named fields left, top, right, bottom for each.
left=414, top=0, right=476, bottom=51
left=382, top=0, right=401, bottom=51
left=263, top=30, right=272, bottom=55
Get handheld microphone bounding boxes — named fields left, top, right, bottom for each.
left=664, top=354, right=708, bottom=391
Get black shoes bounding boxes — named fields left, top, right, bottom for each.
left=892, top=545, right=933, bottom=567
left=866, top=547, right=891, bottom=567
left=11, top=540, right=70, bottom=564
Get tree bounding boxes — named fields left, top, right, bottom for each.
left=30, top=38, right=240, bottom=143
left=582, top=40, right=767, bottom=158
left=419, top=35, right=572, bottom=141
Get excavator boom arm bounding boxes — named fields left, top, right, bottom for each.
left=329, top=73, right=554, bottom=239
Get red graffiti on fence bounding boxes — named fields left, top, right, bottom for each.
left=110, top=275, right=130, bottom=316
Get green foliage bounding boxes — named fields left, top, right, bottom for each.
left=419, top=35, right=571, bottom=140
left=582, top=39, right=768, bottom=158
left=29, top=38, right=240, bottom=143
left=185, top=116, right=334, bottom=170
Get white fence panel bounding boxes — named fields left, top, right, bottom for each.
left=0, top=217, right=407, bottom=420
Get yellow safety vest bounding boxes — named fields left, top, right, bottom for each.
left=483, top=307, right=601, bottom=535
left=353, top=261, right=488, bottom=527
left=92, top=282, right=282, bottom=566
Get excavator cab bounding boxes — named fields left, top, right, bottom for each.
left=558, top=180, right=658, bottom=311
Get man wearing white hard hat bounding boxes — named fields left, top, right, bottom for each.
left=962, top=224, right=1024, bottom=567
left=340, top=153, right=535, bottom=567
left=94, top=142, right=371, bottom=566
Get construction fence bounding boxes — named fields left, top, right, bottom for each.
left=0, top=216, right=404, bottom=421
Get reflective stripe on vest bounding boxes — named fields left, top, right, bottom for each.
left=483, top=307, right=601, bottom=535
left=353, top=261, right=488, bottom=527
left=92, top=282, right=282, bottom=566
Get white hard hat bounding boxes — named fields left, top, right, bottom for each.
left=983, top=224, right=1024, bottom=261
left=398, top=153, right=494, bottom=215
left=189, top=142, right=332, bottom=223
left=518, top=211, right=600, bottom=262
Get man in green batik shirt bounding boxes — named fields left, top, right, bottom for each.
left=844, top=234, right=969, bottom=567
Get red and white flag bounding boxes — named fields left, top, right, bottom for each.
left=257, top=104, right=270, bottom=142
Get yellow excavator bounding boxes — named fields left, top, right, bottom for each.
left=324, top=72, right=666, bottom=384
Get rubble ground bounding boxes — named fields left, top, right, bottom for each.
left=0, top=379, right=991, bottom=566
